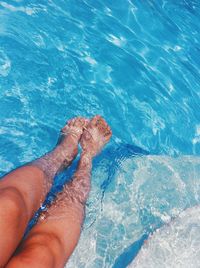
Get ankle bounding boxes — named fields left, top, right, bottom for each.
left=76, top=152, right=92, bottom=171
left=81, top=151, right=93, bottom=161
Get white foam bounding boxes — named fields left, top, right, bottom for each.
left=0, top=49, right=11, bottom=77
left=129, top=206, right=200, bottom=268
left=65, top=156, right=200, bottom=267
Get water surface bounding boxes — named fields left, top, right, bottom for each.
left=0, top=1, right=200, bottom=267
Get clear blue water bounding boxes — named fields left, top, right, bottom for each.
left=0, top=1, right=200, bottom=267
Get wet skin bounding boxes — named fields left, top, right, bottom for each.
left=0, top=116, right=112, bottom=268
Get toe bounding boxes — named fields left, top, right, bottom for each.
left=67, top=117, right=89, bottom=129
left=106, top=125, right=111, bottom=133
left=90, top=115, right=101, bottom=126
left=77, top=117, right=89, bottom=128
left=96, top=117, right=105, bottom=127
left=75, top=117, right=84, bottom=126
left=68, top=118, right=76, bottom=127
left=104, top=128, right=112, bottom=137
left=84, top=118, right=90, bottom=128
left=97, top=117, right=108, bottom=130
left=73, top=117, right=81, bottom=126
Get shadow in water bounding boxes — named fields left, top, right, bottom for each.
left=113, top=233, right=149, bottom=268
left=25, top=143, right=149, bottom=240
left=112, top=220, right=163, bottom=268
left=97, top=143, right=149, bottom=203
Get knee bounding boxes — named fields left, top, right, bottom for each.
left=8, top=233, right=62, bottom=268
left=7, top=245, right=55, bottom=268
left=27, top=230, right=64, bottom=255
left=0, top=186, right=28, bottom=221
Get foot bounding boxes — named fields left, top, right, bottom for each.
left=58, top=117, right=89, bottom=163
left=80, top=115, right=112, bottom=158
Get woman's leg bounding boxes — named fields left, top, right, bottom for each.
left=6, top=116, right=112, bottom=268
left=0, top=117, right=88, bottom=267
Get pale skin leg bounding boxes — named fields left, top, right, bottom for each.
left=6, top=115, right=112, bottom=268
left=0, top=117, right=88, bottom=267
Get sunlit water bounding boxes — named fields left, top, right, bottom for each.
left=129, top=206, right=200, bottom=268
left=0, top=1, right=200, bottom=267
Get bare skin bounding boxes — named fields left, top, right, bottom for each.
left=0, top=117, right=88, bottom=267
left=6, top=115, right=112, bottom=268
left=0, top=115, right=111, bottom=268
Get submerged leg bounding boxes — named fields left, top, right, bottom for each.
left=7, top=116, right=112, bottom=268
left=0, top=117, right=88, bottom=267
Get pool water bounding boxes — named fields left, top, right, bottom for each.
left=0, top=0, right=200, bottom=267
left=129, top=206, right=200, bottom=268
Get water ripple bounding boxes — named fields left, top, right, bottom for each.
left=0, top=1, right=200, bottom=267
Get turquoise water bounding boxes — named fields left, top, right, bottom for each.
left=129, top=206, right=200, bottom=268
left=0, top=1, right=200, bottom=267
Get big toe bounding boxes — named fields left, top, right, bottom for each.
left=73, top=117, right=89, bottom=128
left=89, top=115, right=107, bottom=128
left=104, top=125, right=112, bottom=138
left=89, top=115, right=112, bottom=139
left=96, top=116, right=110, bottom=133
left=88, top=115, right=101, bottom=127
